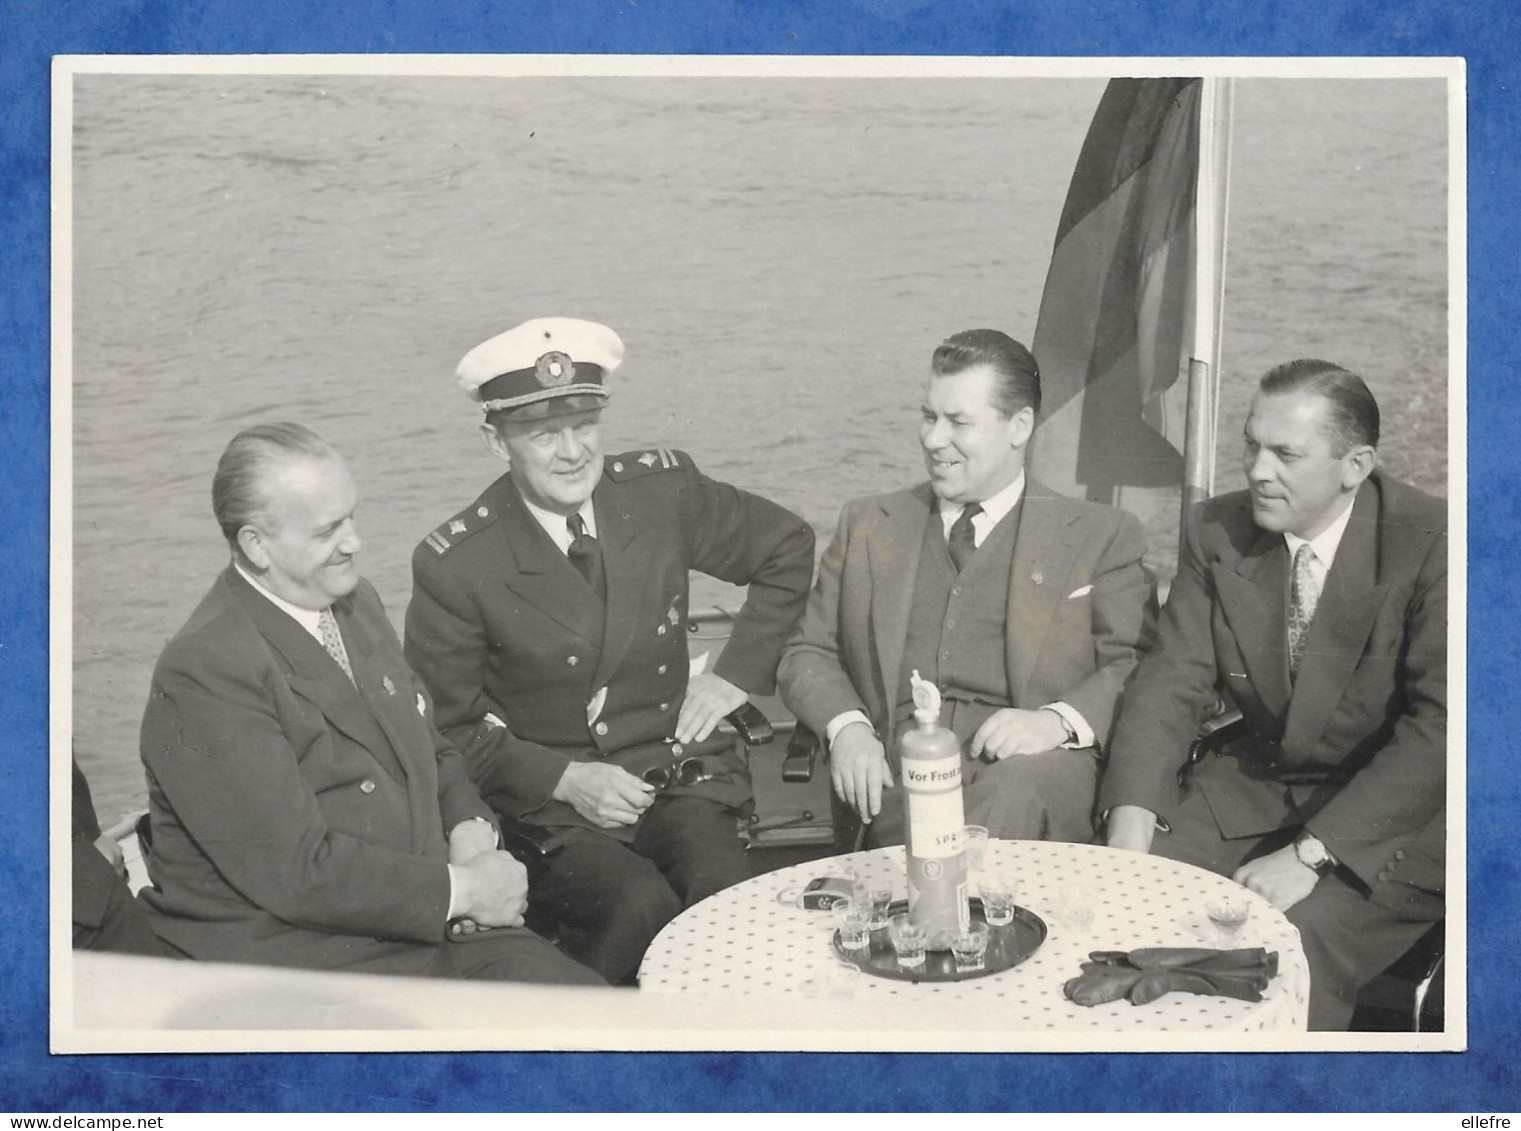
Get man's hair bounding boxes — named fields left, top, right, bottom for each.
left=212, top=422, right=337, bottom=546
left=1258, top=358, right=1380, bottom=454
left=930, top=329, right=1042, bottom=418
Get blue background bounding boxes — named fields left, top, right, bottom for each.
left=3, top=0, right=1514, bottom=1113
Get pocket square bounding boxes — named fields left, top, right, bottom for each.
left=1067, top=585, right=1093, bottom=599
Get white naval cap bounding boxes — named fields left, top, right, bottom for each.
left=456, top=317, right=624, bottom=422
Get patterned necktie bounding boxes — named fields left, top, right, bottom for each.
left=1287, top=542, right=1322, bottom=676
left=317, top=607, right=356, bottom=686
left=947, top=503, right=983, bottom=572
left=567, top=513, right=607, bottom=601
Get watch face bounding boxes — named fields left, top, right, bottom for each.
left=1296, top=835, right=1330, bottom=868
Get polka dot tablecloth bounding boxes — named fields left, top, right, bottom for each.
left=639, top=840, right=1310, bottom=1031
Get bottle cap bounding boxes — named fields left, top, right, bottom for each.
left=909, top=670, right=942, bottom=726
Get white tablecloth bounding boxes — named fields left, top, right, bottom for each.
left=640, top=840, right=1310, bottom=1031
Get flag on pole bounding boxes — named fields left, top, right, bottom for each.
left=1030, top=78, right=1204, bottom=505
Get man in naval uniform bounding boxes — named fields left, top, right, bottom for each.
left=1101, top=360, right=1446, bottom=1029
left=778, top=329, right=1150, bottom=846
left=405, top=317, right=814, bottom=984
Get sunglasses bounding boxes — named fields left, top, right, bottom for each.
left=642, top=757, right=725, bottom=791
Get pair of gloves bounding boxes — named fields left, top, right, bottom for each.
left=1063, top=947, right=1279, bottom=1007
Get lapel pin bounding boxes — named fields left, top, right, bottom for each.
left=382, top=676, right=395, bottom=696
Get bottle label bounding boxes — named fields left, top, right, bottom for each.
left=901, top=751, right=962, bottom=794
left=907, top=792, right=966, bottom=858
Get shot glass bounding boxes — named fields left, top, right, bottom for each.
left=961, top=825, right=990, bottom=892
left=833, top=898, right=872, bottom=952
left=851, top=873, right=894, bottom=930
left=950, top=921, right=991, bottom=972
left=801, top=961, right=863, bottom=999
left=980, top=878, right=1018, bottom=927
left=1205, top=893, right=1251, bottom=945
left=887, top=913, right=929, bottom=971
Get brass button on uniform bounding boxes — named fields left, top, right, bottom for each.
left=657, top=664, right=668, bottom=675
left=566, top=655, right=580, bottom=666
left=594, top=722, right=608, bottom=736
left=613, top=461, right=624, bottom=473
left=477, top=506, right=489, bottom=518
left=359, top=779, right=377, bottom=794
left=660, top=702, right=670, bottom=712
left=657, top=624, right=667, bottom=636
left=671, top=743, right=684, bottom=756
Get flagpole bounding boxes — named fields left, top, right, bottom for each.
left=1180, top=77, right=1234, bottom=525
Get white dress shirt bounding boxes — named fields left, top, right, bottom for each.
left=520, top=496, right=598, bottom=552
left=1283, top=492, right=1356, bottom=591
left=824, top=470, right=1094, bottom=751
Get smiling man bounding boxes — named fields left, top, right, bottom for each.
left=405, top=318, right=813, bottom=984
left=1100, top=359, right=1447, bottom=1030
left=137, top=423, right=599, bottom=984
left=779, top=328, right=1149, bottom=847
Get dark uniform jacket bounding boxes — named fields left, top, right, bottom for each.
left=139, top=567, right=495, bottom=972
left=1099, top=471, right=1447, bottom=914
left=779, top=478, right=1150, bottom=755
left=405, top=450, right=815, bottom=830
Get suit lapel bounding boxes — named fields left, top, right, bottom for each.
left=224, top=569, right=406, bottom=784
left=592, top=487, right=656, bottom=691
left=1005, top=484, right=1082, bottom=704
left=1281, top=483, right=1389, bottom=756
left=866, top=486, right=933, bottom=726
left=330, top=593, right=412, bottom=785
left=1213, top=527, right=1292, bottom=720
left=495, top=481, right=606, bottom=646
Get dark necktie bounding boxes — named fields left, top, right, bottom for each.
left=566, top=513, right=606, bottom=601
left=1287, top=541, right=1322, bottom=677
left=947, top=503, right=983, bottom=572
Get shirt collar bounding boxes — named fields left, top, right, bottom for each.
left=938, top=469, right=1026, bottom=527
left=1283, top=492, right=1356, bottom=568
left=234, top=560, right=325, bottom=637
left=520, top=495, right=597, bottom=552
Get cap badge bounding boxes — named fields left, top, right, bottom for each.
left=536, top=350, right=576, bottom=388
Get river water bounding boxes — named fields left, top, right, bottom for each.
left=68, top=72, right=1449, bottom=822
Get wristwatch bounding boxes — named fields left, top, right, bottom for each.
left=1293, top=830, right=1336, bottom=876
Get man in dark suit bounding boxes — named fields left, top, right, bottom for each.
left=405, top=318, right=814, bottom=984
left=778, top=329, right=1149, bottom=845
left=1101, top=359, right=1446, bottom=1030
left=138, top=423, right=599, bottom=984
left=72, top=756, right=167, bottom=956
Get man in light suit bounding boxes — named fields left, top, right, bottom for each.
left=779, top=329, right=1149, bottom=845
left=1102, top=360, right=1446, bottom=1030
left=406, top=318, right=814, bottom=984
left=138, top=423, right=599, bottom=983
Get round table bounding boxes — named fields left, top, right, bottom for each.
left=640, top=840, right=1310, bottom=1031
